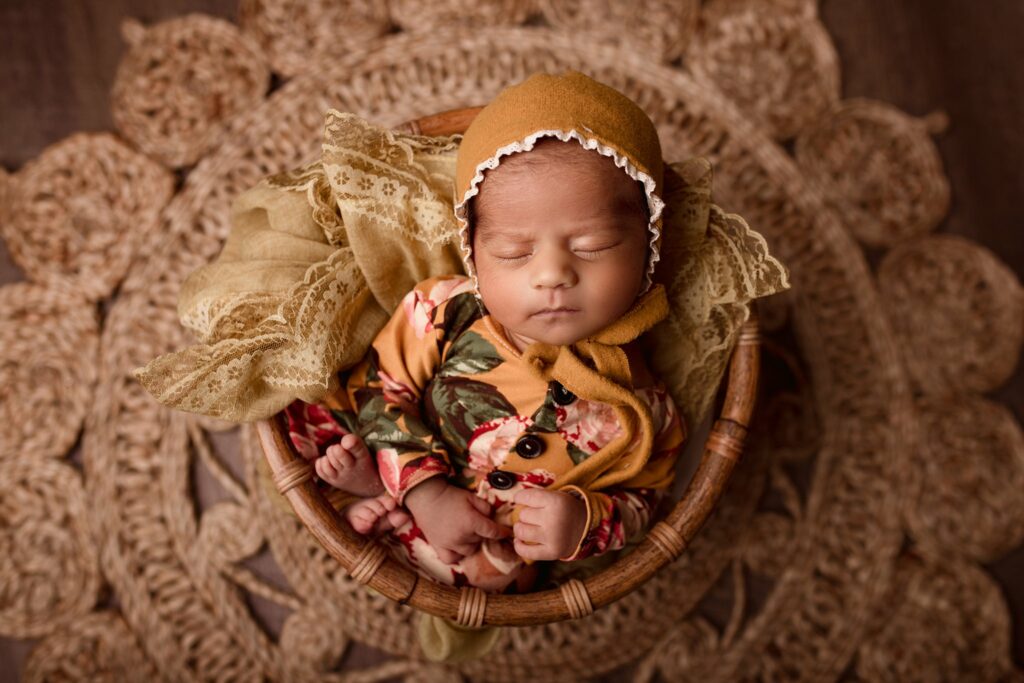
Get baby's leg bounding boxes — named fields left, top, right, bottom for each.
left=315, top=433, right=385, bottom=497
left=345, top=493, right=411, bottom=535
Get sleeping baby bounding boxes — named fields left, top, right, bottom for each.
left=285, top=71, right=685, bottom=593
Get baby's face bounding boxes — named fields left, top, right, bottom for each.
left=471, top=140, right=649, bottom=351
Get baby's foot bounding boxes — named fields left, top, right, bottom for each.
left=314, top=434, right=385, bottom=497
left=345, top=493, right=412, bottom=535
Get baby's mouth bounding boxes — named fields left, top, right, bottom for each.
left=532, top=307, right=579, bottom=318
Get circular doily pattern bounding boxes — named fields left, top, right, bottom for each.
left=1, top=134, right=174, bottom=301
left=0, top=282, right=98, bottom=461
left=0, top=458, right=100, bottom=639
left=238, top=0, right=391, bottom=78
left=388, top=0, right=535, bottom=32
left=855, top=552, right=1015, bottom=681
left=538, top=0, right=699, bottom=64
left=877, top=234, right=1024, bottom=396
left=111, top=15, right=271, bottom=168
left=702, top=0, right=818, bottom=24
left=23, top=611, right=155, bottom=683
left=688, top=7, right=840, bottom=141
left=904, top=395, right=1024, bottom=562
left=795, top=99, right=951, bottom=248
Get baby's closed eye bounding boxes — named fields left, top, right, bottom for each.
left=572, top=240, right=621, bottom=257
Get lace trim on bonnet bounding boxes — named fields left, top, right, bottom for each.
left=453, top=128, right=666, bottom=294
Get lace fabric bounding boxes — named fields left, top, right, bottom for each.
left=135, top=113, right=789, bottom=427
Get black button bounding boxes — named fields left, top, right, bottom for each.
left=487, top=470, right=516, bottom=490
left=551, top=382, right=576, bottom=406
left=514, top=434, right=545, bottom=459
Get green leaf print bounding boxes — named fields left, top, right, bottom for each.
left=439, top=330, right=504, bottom=377
left=530, top=398, right=559, bottom=432
left=356, top=392, right=435, bottom=445
left=427, top=376, right=516, bottom=450
left=441, top=291, right=483, bottom=343
left=328, top=408, right=360, bottom=434
left=567, top=442, right=591, bottom=465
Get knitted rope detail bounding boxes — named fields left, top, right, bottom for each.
left=273, top=459, right=313, bottom=494
left=648, top=521, right=687, bottom=561
left=349, top=542, right=388, bottom=585
left=559, top=579, right=595, bottom=619
left=456, top=587, right=487, bottom=629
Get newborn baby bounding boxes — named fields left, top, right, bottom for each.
left=286, top=71, right=685, bottom=592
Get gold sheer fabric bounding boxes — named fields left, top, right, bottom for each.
left=135, top=112, right=789, bottom=428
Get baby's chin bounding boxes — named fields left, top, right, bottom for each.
left=509, top=320, right=610, bottom=349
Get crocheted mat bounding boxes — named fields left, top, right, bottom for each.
left=1, top=2, right=1023, bottom=681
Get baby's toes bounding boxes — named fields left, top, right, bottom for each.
left=347, top=508, right=376, bottom=535
left=386, top=509, right=411, bottom=528
left=341, top=433, right=369, bottom=460
left=326, top=444, right=355, bottom=470
left=315, top=456, right=339, bottom=485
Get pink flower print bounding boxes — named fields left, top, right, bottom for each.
left=459, top=540, right=522, bottom=592
left=377, top=447, right=448, bottom=501
left=378, top=369, right=416, bottom=407
left=466, top=415, right=532, bottom=472
left=402, top=289, right=434, bottom=339
left=557, top=399, right=624, bottom=455
left=401, top=277, right=475, bottom=339
left=377, top=447, right=402, bottom=498
left=288, top=432, right=319, bottom=461
left=427, top=277, right=474, bottom=306
left=285, top=400, right=348, bottom=458
left=638, top=386, right=678, bottom=440
left=393, top=521, right=459, bottom=586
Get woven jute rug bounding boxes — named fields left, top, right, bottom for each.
left=2, top=2, right=1023, bottom=681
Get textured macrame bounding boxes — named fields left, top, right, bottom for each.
left=135, top=111, right=788, bottom=433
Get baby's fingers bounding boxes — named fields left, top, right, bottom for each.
left=467, top=494, right=492, bottom=516
left=513, top=538, right=552, bottom=561
left=472, top=515, right=512, bottom=540
left=513, top=522, right=544, bottom=544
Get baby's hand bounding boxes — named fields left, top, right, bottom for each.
left=314, top=434, right=385, bottom=498
left=405, top=478, right=511, bottom=565
left=512, top=488, right=588, bottom=561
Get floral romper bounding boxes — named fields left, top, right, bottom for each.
left=286, top=275, right=685, bottom=592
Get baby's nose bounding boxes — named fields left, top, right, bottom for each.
left=530, top=249, right=578, bottom=289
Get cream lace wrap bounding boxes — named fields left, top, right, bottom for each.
left=134, top=111, right=789, bottom=428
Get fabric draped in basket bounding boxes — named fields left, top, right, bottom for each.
left=134, top=111, right=789, bottom=430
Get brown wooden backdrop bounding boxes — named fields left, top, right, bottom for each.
left=1, top=0, right=1021, bottom=676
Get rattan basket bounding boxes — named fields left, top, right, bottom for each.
left=256, top=106, right=761, bottom=628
